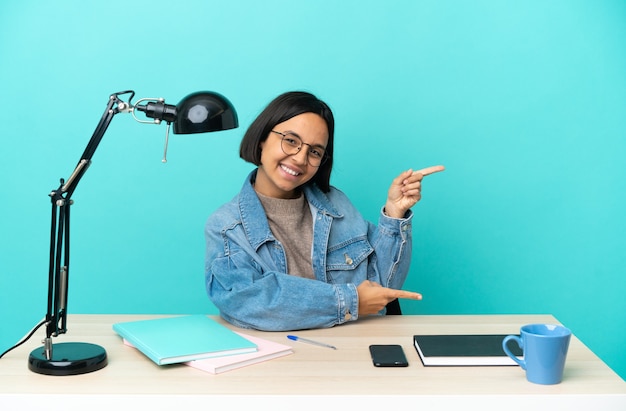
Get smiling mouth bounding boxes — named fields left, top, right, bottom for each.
left=280, top=164, right=301, bottom=176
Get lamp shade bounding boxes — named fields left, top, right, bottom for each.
left=173, top=91, right=238, bottom=134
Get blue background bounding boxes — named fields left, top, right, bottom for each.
left=1, top=0, right=624, bottom=380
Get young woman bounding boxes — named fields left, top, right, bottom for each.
left=204, top=91, right=444, bottom=331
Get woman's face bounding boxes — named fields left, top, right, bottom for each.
left=255, top=112, right=329, bottom=199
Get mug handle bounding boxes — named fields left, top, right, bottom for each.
left=502, top=335, right=526, bottom=369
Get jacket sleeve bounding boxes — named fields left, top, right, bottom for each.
left=367, top=207, right=414, bottom=290
left=204, top=217, right=358, bottom=331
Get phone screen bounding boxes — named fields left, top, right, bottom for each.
left=369, top=344, right=409, bottom=367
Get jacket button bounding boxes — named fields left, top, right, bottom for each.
left=344, top=253, right=353, bottom=265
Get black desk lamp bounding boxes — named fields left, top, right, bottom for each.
left=27, top=90, right=238, bottom=376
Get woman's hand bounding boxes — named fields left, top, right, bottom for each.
left=357, top=280, right=422, bottom=316
left=384, top=165, right=445, bottom=218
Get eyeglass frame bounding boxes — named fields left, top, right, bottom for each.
left=270, top=130, right=329, bottom=167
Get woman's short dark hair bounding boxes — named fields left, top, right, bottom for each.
left=239, top=91, right=335, bottom=193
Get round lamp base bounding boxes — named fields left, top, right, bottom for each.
left=28, top=342, right=108, bottom=376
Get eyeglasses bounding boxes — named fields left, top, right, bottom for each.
left=271, top=130, right=328, bottom=167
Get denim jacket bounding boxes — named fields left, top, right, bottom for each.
left=204, top=170, right=413, bottom=331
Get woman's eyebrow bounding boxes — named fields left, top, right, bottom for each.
left=281, top=129, right=301, bottom=138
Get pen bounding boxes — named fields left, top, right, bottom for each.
left=287, top=335, right=337, bottom=350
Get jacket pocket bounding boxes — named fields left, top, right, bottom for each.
left=326, top=237, right=373, bottom=272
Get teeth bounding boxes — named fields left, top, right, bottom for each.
left=281, top=165, right=300, bottom=176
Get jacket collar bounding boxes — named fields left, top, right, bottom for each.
left=238, top=170, right=341, bottom=248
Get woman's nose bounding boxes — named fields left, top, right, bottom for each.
left=291, top=147, right=309, bottom=165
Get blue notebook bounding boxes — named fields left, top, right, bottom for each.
left=112, top=315, right=257, bottom=365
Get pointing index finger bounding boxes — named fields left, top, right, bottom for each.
left=413, top=165, right=445, bottom=177
left=392, top=290, right=423, bottom=300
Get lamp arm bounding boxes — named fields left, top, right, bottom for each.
left=62, top=91, right=134, bottom=198
left=43, top=91, right=134, bottom=347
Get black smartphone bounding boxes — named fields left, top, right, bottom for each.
left=369, top=344, right=409, bottom=367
